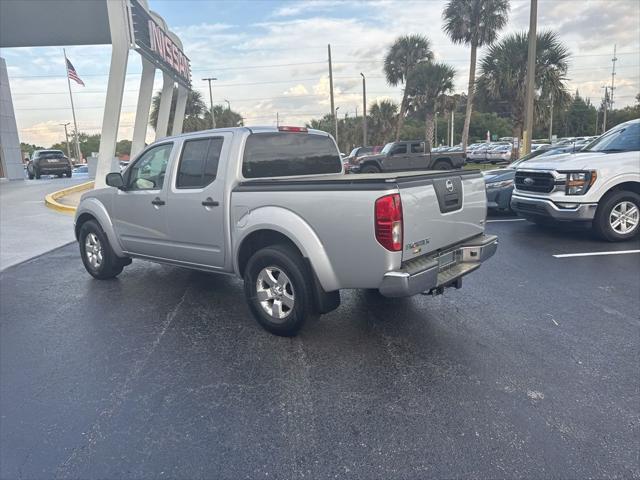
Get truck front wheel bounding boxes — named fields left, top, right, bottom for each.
left=593, top=190, right=640, bottom=241
left=79, top=220, right=126, bottom=279
left=243, top=244, right=318, bottom=336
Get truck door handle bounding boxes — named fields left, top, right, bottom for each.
left=151, top=197, right=165, bottom=206
left=202, top=197, right=219, bottom=207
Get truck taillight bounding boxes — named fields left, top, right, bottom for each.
left=375, top=193, right=403, bottom=252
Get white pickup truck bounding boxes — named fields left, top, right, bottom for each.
left=512, top=119, right=640, bottom=241
left=75, top=126, right=497, bottom=336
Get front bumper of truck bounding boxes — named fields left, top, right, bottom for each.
left=511, top=193, right=597, bottom=221
left=378, top=234, right=498, bottom=297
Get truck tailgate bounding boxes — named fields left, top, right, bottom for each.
left=398, top=171, right=487, bottom=262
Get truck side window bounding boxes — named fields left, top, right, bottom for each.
left=391, top=145, right=407, bottom=155
left=176, top=137, right=224, bottom=188
left=127, top=143, right=173, bottom=190
left=411, top=143, right=424, bottom=153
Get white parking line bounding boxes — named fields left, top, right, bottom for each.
left=553, top=250, right=640, bottom=258
left=486, top=218, right=526, bottom=223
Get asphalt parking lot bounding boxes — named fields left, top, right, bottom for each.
left=1, top=216, right=639, bottom=479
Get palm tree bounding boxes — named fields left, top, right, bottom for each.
left=368, top=99, right=399, bottom=145
left=407, top=62, right=456, bottom=148
left=384, top=35, right=433, bottom=141
left=149, top=88, right=208, bottom=133
left=442, top=0, right=510, bottom=151
left=476, top=30, right=571, bottom=140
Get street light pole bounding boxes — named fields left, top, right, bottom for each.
left=224, top=99, right=230, bottom=110
left=360, top=73, right=367, bottom=146
left=202, top=77, right=217, bottom=129
left=335, top=106, right=340, bottom=150
left=434, top=111, right=439, bottom=147
left=59, top=122, right=72, bottom=161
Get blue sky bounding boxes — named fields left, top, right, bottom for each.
left=3, top=0, right=639, bottom=147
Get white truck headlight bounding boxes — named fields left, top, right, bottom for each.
left=564, top=171, right=597, bottom=195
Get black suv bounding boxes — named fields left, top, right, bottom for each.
left=27, top=150, right=72, bottom=179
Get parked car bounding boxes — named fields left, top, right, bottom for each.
left=344, top=145, right=382, bottom=173
left=486, top=144, right=512, bottom=164
left=72, top=165, right=89, bottom=174
left=27, top=150, right=72, bottom=179
left=75, top=126, right=497, bottom=336
left=512, top=118, right=640, bottom=241
left=353, top=140, right=465, bottom=173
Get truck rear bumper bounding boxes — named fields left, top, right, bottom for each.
left=378, top=234, right=498, bottom=297
left=511, top=194, right=597, bottom=221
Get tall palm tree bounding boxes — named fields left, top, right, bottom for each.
left=384, top=35, right=433, bottom=141
left=407, top=62, right=456, bottom=148
left=442, top=0, right=510, bottom=151
left=476, top=30, right=571, bottom=139
left=368, top=99, right=399, bottom=145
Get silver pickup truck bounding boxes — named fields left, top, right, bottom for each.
left=75, top=126, right=497, bottom=336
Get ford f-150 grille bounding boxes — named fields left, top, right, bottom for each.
left=515, top=171, right=555, bottom=193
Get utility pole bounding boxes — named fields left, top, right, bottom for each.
left=328, top=44, right=335, bottom=137
left=522, top=0, right=538, bottom=156
left=594, top=109, right=599, bottom=136
left=276, top=112, right=279, bottom=127
left=360, top=73, right=367, bottom=146
left=59, top=122, right=72, bottom=161
left=450, top=111, right=454, bottom=146
left=202, top=77, right=217, bottom=129
left=548, top=94, right=554, bottom=143
left=610, top=44, right=617, bottom=109
left=335, top=106, right=340, bottom=149
left=602, top=86, right=609, bottom=132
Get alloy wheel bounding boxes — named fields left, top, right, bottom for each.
left=256, top=266, right=295, bottom=322
left=85, top=233, right=103, bottom=269
left=609, top=201, right=639, bottom=235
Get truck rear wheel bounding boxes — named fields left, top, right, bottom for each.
left=78, top=220, right=126, bottom=279
left=243, top=244, right=318, bottom=336
left=593, top=190, right=640, bottom=242
left=360, top=164, right=381, bottom=174
left=433, top=160, right=452, bottom=170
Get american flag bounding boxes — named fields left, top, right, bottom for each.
left=66, top=58, right=85, bottom=86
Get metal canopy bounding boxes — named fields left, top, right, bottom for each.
left=0, top=0, right=111, bottom=48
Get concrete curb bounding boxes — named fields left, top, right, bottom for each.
left=44, top=181, right=94, bottom=214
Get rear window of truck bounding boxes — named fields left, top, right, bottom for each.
left=242, top=132, right=341, bottom=178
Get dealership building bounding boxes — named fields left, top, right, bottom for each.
left=0, top=0, right=191, bottom=185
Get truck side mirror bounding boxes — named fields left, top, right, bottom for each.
left=106, top=172, right=125, bottom=189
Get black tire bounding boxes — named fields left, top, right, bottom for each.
left=78, top=220, right=126, bottom=279
left=593, top=190, right=640, bottom=242
left=57, top=173, right=64, bottom=178
left=526, top=216, right=555, bottom=227
left=243, top=244, right=318, bottom=337
left=433, top=160, right=452, bottom=170
left=66, top=170, right=73, bottom=178
left=28, top=170, right=34, bottom=180
left=360, top=164, right=381, bottom=174
left=34, top=168, right=41, bottom=179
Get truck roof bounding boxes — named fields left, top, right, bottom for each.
left=156, top=126, right=331, bottom=143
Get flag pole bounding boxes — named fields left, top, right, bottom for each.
left=64, top=48, right=82, bottom=163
